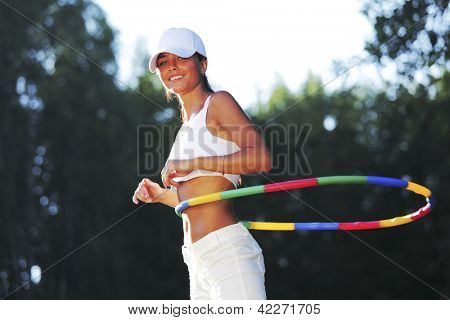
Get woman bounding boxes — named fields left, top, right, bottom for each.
left=132, top=27, right=272, bottom=300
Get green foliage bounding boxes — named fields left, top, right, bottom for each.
left=362, top=0, right=449, bottom=82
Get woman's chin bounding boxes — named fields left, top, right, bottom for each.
left=169, top=86, right=187, bottom=95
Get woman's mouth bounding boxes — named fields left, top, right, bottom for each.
left=169, top=75, right=185, bottom=82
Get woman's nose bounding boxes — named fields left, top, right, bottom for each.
left=168, top=59, right=178, bottom=70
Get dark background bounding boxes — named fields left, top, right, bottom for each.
left=1, top=0, right=448, bottom=299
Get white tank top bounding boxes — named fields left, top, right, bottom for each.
left=166, top=94, right=242, bottom=190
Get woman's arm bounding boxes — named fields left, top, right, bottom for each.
left=192, top=91, right=272, bottom=175
left=157, top=187, right=180, bottom=208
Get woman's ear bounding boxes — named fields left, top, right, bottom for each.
left=201, top=59, right=208, bottom=75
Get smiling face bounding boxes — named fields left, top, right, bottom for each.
left=156, top=52, right=207, bottom=95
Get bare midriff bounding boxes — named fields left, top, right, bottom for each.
left=176, top=175, right=238, bottom=244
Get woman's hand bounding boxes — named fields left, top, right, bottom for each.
left=161, top=159, right=193, bottom=188
left=132, top=178, right=167, bottom=204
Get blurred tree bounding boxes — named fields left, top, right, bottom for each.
left=362, top=0, right=449, bottom=84
left=1, top=0, right=181, bottom=299
left=0, top=0, right=55, bottom=298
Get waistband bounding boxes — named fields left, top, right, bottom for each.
left=183, top=222, right=249, bottom=258
left=173, top=170, right=240, bottom=189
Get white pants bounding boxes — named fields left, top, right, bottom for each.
left=181, top=222, right=267, bottom=300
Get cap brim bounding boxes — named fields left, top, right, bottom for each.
left=148, top=47, right=196, bottom=73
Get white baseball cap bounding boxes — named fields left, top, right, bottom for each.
left=148, top=27, right=207, bottom=73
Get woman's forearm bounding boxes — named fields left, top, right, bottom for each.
left=157, top=188, right=180, bottom=208
left=193, top=147, right=272, bottom=175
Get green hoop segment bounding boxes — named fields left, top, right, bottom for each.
left=174, top=176, right=434, bottom=231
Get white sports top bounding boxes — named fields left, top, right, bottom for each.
left=166, top=94, right=242, bottom=190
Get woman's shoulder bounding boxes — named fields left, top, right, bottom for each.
left=209, top=90, right=240, bottom=109
left=208, top=90, right=247, bottom=126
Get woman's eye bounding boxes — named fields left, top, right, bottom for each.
left=158, top=61, right=167, bottom=67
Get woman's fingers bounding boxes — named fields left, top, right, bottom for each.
left=161, top=160, right=174, bottom=189
left=169, top=171, right=180, bottom=187
left=133, top=177, right=177, bottom=204
left=135, top=190, right=151, bottom=203
left=133, top=190, right=144, bottom=204
left=169, top=179, right=179, bottom=188
left=164, top=174, right=172, bottom=189
left=133, top=179, right=154, bottom=204
left=161, top=166, right=168, bottom=187
left=161, top=171, right=168, bottom=188
left=143, top=179, right=159, bottom=198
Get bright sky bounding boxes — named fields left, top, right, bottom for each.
left=94, top=0, right=376, bottom=108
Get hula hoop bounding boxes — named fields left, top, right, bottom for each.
left=174, top=176, right=435, bottom=231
